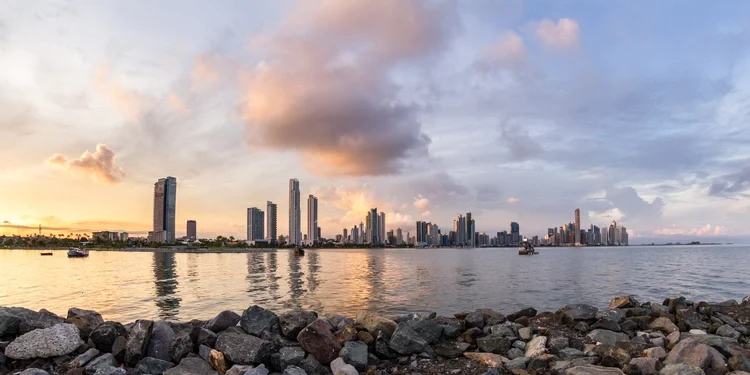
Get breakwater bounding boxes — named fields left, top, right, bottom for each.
left=1, top=296, right=749, bottom=375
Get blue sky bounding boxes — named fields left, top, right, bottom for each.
left=1, top=0, right=749, bottom=243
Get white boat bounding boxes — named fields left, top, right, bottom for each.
left=67, top=248, right=89, bottom=258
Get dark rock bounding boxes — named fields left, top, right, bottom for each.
left=243, top=364, right=269, bottom=375
left=198, top=345, right=211, bottom=362
left=374, top=332, right=395, bottom=359
left=628, top=316, right=653, bottom=331
left=190, top=328, right=217, bottom=349
left=587, top=330, right=629, bottom=346
left=169, top=330, right=193, bottom=363
left=462, top=327, right=483, bottom=344
left=339, top=341, right=368, bottom=371
left=111, top=336, right=127, bottom=363
left=367, top=353, right=379, bottom=366
left=432, top=342, right=469, bottom=358
left=728, top=354, right=750, bottom=372
left=278, top=310, right=317, bottom=339
left=221, top=327, right=246, bottom=335
left=476, top=309, right=507, bottom=326
left=476, top=334, right=512, bottom=354
left=593, top=345, right=631, bottom=368
left=507, top=307, right=538, bottom=322
left=570, top=338, right=585, bottom=351
left=505, top=357, right=530, bottom=370
left=279, top=347, right=305, bottom=369
left=609, top=296, right=639, bottom=310
left=90, top=323, right=128, bottom=353
left=215, top=332, right=272, bottom=365
left=549, top=336, right=570, bottom=353
left=356, top=313, right=397, bottom=339
left=715, top=312, right=740, bottom=327
left=203, top=311, right=241, bottom=334
left=515, top=316, right=530, bottom=327
left=282, top=366, right=306, bottom=375
left=5, top=323, right=83, bottom=359
left=649, top=317, right=678, bottom=335
left=559, top=348, right=586, bottom=360
left=240, top=306, right=278, bottom=337
left=529, top=355, right=555, bottom=370
left=559, top=305, right=598, bottom=324
left=136, top=357, right=174, bottom=375
left=388, top=322, right=427, bottom=355
left=659, top=364, right=704, bottom=375
left=619, top=320, right=638, bottom=334
left=615, top=341, right=651, bottom=358
left=405, top=319, right=442, bottom=345
left=125, top=320, right=153, bottom=366
left=0, top=307, right=64, bottom=335
left=678, top=310, right=709, bottom=331
left=19, top=369, right=50, bottom=375
left=465, top=311, right=485, bottom=329
left=67, top=309, right=105, bottom=341
left=147, top=322, right=174, bottom=362
left=334, top=324, right=358, bottom=344
left=664, top=297, right=687, bottom=314
left=260, top=330, right=299, bottom=351
left=664, top=338, right=727, bottom=374
left=356, top=331, right=374, bottom=345
left=71, top=348, right=101, bottom=368
left=507, top=348, right=525, bottom=360
left=685, top=334, right=739, bottom=358
left=0, top=311, right=21, bottom=336
left=92, top=366, right=126, bottom=375
left=574, top=322, right=590, bottom=333
left=84, top=354, right=118, bottom=375
left=296, top=318, right=340, bottom=365
left=298, top=354, right=322, bottom=375
left=164, top=357, right=219, bottom=375
left=489, top=324, right=515, bottom=338
left=592, top=319, right=621, bottom=332
left=716, top=325, right=741, bottom=340
left=599, top=310, right=627, bottom=324
left=627, top=358, right=660, bottom=375
left=434, top=317, right=462, bottom=339
left=624, top=308, right=651, bottom=318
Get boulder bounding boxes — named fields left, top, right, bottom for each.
left=374, top=331, right=395, bottom=359
left=477, top=334, right=512, bottom=355
left=0, top=311, right=21, bottom=336
left=549, top=336, right=570, bottom=353
left=198, top=345, right=211, bottom=361
left=433, top=342, right=470, bottom=359
left=566, top=365, right=625, bottom=375
left=67, top=308, right=105, bottom=341
left=592, top=319, right=621, bottom=332
left=225, top=365, right=250, bottom=375
left=406, top=318, right=442, bottom=344
left=679, top=310, right=709, bottom=331
left=587, top=329, right=629, bottom=346
left=203, top=311, right=241, bottom=334
left=191, top=328, right=217, bottom=349
left=334, top=324, right=357, bottom=344
left=489, top=324, right=516, bottom=337
left=208, top=349, right=228, bottom=374
left=559, top=348, right=586, bottom=360
left=356, top=331, right=374, bottom=345
left=164, top=357, right=219, bottom=375
left=147, top=321, right=175, bottom=362
left=507, top=348, right=525, bottom=360
left=560, top=305, right=599, bottom=324
left=136, top=357, right=175, bottom=375
left=281, top=366, right=306, bottom=375
left=355, top=313, right=397, bottom=339
left=664, top=338, right=727, bottom=374
left=19, top=369, right=50, bottom=375
left=339, top=341, right=368, bottom=371
left=717, top=325, right=741, bottom=340
left=0, top=307, right=64, bottom=335
left=84, top=353, right=118, bottom=375
left=650, top=317, right=679, bottom=335
left=215, top=332, right=272, bottom=365
left=279, top=347, right=306, bottom=369
left=240, top=306, right=278, bottom=337
left=505, top=357, right=530, bottom=370
left=278, top=310, right=317, bottom=339
left=664, top=297, right=687, bottom=315
left=519, top=327, right=532, bottom=340
left=610, top=296, right=639, bottom=310
left=594, top=345, right=631, bottom=368
left=476, top=309, right=507, bottom=325
left=169, top=330, right=193, bottom=363
left=599, top=310, right=627, bottom=324
left=525, top=336, right=547, bottom=358
left=729, top=355, right=750, bottom=372
left=659, top=364, right=705, bottom=375
left=616, top=341, right=651, bottom=358
left=124, top=320, right=153, bottom=366
left=463, top=352, right=506, bottom=368
left=465, top=311, right=485, bottom=329
left=111, top=336, right=127, bottom=362
left=507, top=308, right=538, bottom=322
left=90, top=322, right=128, bottom=353
left=330, top=357, right=358, bottom=375
left=5, top=323, right=83, bottom=359
left=435, top=317, right=462, bottom=339
left=71, top=348, right=101, bottom=368
left=244, top=364, right=269, bottom=375
left=644, top=347, right=667, bottom=360
left=93, top=366, right=126, bottom=375
left=296, top=318, right=340, bottom=365
left=298, top=354, right=323, bottom=375
left=388, top=322, right=427, bottom=355
left=686, top=334, right=740, bottom=358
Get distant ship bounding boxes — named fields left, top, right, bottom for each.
left=67, top=248, right=89, bottom=258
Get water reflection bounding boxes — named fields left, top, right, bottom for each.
left=265, top=252, right=280, bottom=303
left=306, top=251, right=320, bottom=293
left=286, top=251, right=305, bottom=309
left=365, top=251, right=386, bottom=310
left=152, top=252, right=180, bottom=320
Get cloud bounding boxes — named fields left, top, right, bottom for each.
left=479, top=31, right=526, bottom=68
left=93, top=67, right=143, bottom=122
left=167, top=93, right=189, bottom=115
left=499, top=118, right=541, bottom=161
left=708, top=166, right=750, bottom=198
left=239, top=0, right=458, bottom=176
left=420, top=211, right=431, bottom=219
left=46, top=144, right=125, bottom=183
left=507, top=197, right=519, bottom=204
left=413, top=194, right=430, bottom=210
left=535, top=18, right=580, bottom=49
left=653, top=224, right=725, bottom=236
left=588, top=186, right=665, bottom=225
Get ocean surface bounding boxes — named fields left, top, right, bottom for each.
left=1, top=246, right=748, bottom=322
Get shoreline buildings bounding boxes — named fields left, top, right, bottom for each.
left=149, top=176, right=176, bottom=243
left=288, top=179, right=301, bottom=245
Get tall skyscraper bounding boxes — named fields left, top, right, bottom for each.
left=266, top=201, right=277, bottom=242
left=466, top=212, right=473, bottom=247
left=416, top=221, right=428, bottom=246
left=367, top=208, right=379, bottom=244
left=454, top=214, right=466, bottom=246
left=186, top=220, right=196, bottom=241
left=358, top=222, right=364, bottom=244
left=343, top=228, right=348, bottom=242
left=152, top=177, right=176, bottom=243
left=378, top=212, right=386, bottom=244
left=575, top=208, right=581, bottom=246
left=608, top=221, right=617, bottom=246
left=352, top=226, right=359, bottom=244
left=510, top=221, right=520, bottom=245
left=396, top=228, right=403, bottom=245
left=307, top=194, right=318, bottom=243
left=247, top=207, right=264, bottom=241
left=288, top=179, right=301, bottom=245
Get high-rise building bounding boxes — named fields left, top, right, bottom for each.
left=366, top=208, right=379, bottom=244
left=416, top=221, right=429, bottom=246
left=352, top=226, right=360, bottom=244
left=608, top=221, right=617, bottom=246
left=387, top=230, right=395, bottom=245
left=621, top=226, right=629, bottom=245
left=266, top=201, right=277, bottom=242
left=378, top=212, right=386, bottom=244
left=575, top=208, right=581, bottom=246
left=466, top=212, right=473, bottom=247
left=510, top=221, right=520, bottom=245
left=358, top=222, right=364, bottom=244
left=247, top=207, right=264, bottom=241
left=454, top=214, right=466, bottom=246
left=429, top=223, right=440, bottom=245
left=152, top=176, right=177, bottom=243
left=343, top=228, right=348, bottom=243
left=307, top=195, right=318, bottom=243
left=396, top=228, right=403, bottom=245
left=288, top=179, right=301, bottom=245
left=186, top=220, right=196, bottom=241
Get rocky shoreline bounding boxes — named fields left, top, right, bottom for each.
left=2, top=296, right=750, bottom=375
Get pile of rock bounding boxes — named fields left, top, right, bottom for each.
left=1, top=295, right=750, bottom=375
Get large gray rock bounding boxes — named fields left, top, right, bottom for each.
left=650, top=317, right=679, bottom=334
left=339, top=341, right=368, bottom=371
left=507, top=307, right=538, bottom=322
left=388, top=322, right=427, bottom=355
left=679, top=310, right=709, bottom=331
left=215, top=332, right=272, bottom=365
left=169, top=330, right=193, bottom=363
left=356, top=313, right=398, bottom=339
left=278, top=310, right=317, bottom=339
left=629, top=357, right=661, bottom=375
left=525, top=336, right=547, bottom=358
left=90, top=322, right=128, bottom=353
left=282, top=366, right=306, bottom=375
left=190, top=327, right=217, bottom=349
left=5, top=323, right=83, bottom=359
left=18, top=369, right=49, bottom=375
left=489, top=324, right=516, bottom=338
left=203, top=311, right=241, bottom=333
left=136, top=357, right=175, bottom=375
left=406, top=318, right=442, bottom=344
left=717, top=325, right=741, bottom=340
left=111, top=335, right=127, bottom=362
left=244, top=364, right=269, bottom=375
left=729, top=355, right=750, bottom=372
left=93, top=366, right=126, bottom=375
left=659, top=364, right=705, bottom=375
left=686, top=334, right=741, bottom=358
left=0, top=311, right=21, bottom=336
left=164, top=357, right=219, bottom=375
left=433, top=342, right=470, bottom=358
left=505, top=357, right=530, bottom=370
left=559, top=348, right=585, bottom=360
left=587, top=329, right=629, bottom=346
left=592, top=319, right=621, bottom=332
left=330, top=357, right=358, bottom=375
left=279, top=347, right=306, bottom=369
left=465, top=311, right=485, bottom=329
left=0, top=307, right=64, bottom=334
left=240, top=306, right=278, bottom=337
left=125, top=320, right=153, bottom=366
left=609, top=296, right=639, bottom=310
left=71, top=348, right=101, bottom=367
left=296, top=318, right=340, bottom=365
left=559, top=305, right=598, bottom=324
left=566, top=365, right=625, bottom=375
left=67, top=308, right=104, bottom=340
left=299, top=354, right=323, bottom=375
left=477, top=334, right=512, bottom=354
left=147, top=322, right=175, bottom=361
left=84, top=353, right=119, bottom=375
left=665, top=338, right=727, bottom=374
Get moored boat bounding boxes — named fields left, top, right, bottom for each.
left=294, top=247, right=305, bottom=256
left=40, top=252, right=53, bottom=256
left=518, top=241, right=539, bottom=255
left=67, top=248, right=89, bottom=258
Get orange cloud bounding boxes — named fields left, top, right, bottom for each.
left=46, top=144, right=125, bottom=184
left=482, top=31, right=526, bottom=66
left=535, top=18, right=580, bottom=49
left=507, top=197, right=519, bottom=204
left=93, top=67, right=143, bottom=121
left=168, top=93, right=189, bottom=115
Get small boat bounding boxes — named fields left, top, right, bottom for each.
left=294, top=247, right=305, bottom=256
left=67, top=248, right=89, bottom=258
left=518, top=241, right=539, bottom=255
left=40, top=252, right=53, bottom=256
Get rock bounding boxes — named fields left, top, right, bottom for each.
left=405, top=319, right=442, bottom=344
left=203, top=311, right=241, bottom=334
left=679, top=311, right=709, bottom=331
left=244, top=364, right=269, bottom=375
left=666, top=331, right=680, bottom=348
left=356, top=313, right=398, bottom=339
left=298, top=354, right=322, bottom=375
left=136, top=357, right=175, bottom=375
left=111, top=336, right=127, bottom=362
left=610, top=296, right=639, bottom=310
left=225, top=366, right=251, bottom=375
left=279, top=347, right=306, bottom=369
left=592, top=319, right=621, bottom=332
left=169, top=330, right=193, bottom=363
left=644, top=347, right=667, bottom=360
left=461, top=327, right=482, bottom=344
left=507, top=308, right=538, bottom=322
left=514, top=340, right=527, bottom=350
left=525, top=336, right=547, bottom=358
left=663, top=297, right=688, bottom=315
left=339, top=341, right=368, bottom=371
left=600, top=310, right=627, bottom=324
left=595, top=345, right=631, bottom=368
left=356, top=331, right=374, bottom=345
left=587, top=329, right=629, bottom=346
left=616, top=341, right=651, bottom=358
left=90, top=322, right=128, bottom=353
left=281, top=366, right=306, bottom=375
left=477, top=334, right=512, bottom=354
left=659, top=364, right=705, bottom=375
left=729, top=355, right=750, bottom=372
left=93, top=366, right=126, bottom=375
left=465, top=311, right=485, bottom=329
left=516, top=316, right=530, bottom=327
left=566, top=365, right=625, bottom=375
left=463, top=352, right=506, bottom=368
left=717, top=325, right=741, bottom=340
left=164, top=357, right=219, bottom=375
left=191, top=328, right=217, bottom=349
left=296, top=318, right=340, bottom=365
left=560, top=305, right=599, bottom=325
left=207, top=349, right=228, bottom=374
left=665, top=338, right=727, bottom=374
left=489, top=325, right=515, bottom=337
left=124, top=320, right=153, bottom=366
left=240, top=306, right=278, bottom=337
left=5, top=323, right=83, bottom=359
left=67, top=309, right=105, bottom=341
left=215, top=332, right=272, bottom=365
left=374, top=332, right=394, bottom=359
left=476, top=309, right=507, bottom=325
left=198, top=345, right=211, bottom=361
left=432, top=342, right=469, bottom=358
left=482, top=370, right=501, bottom=375
left=549, top=336, right=570, bottom=353
left=518, top=327, right=532, bottom=340
left=686, top=334, right=740, bottom=358
left=330, top=357, right=358, bottom=375
left=575, top=322, right=591, bottom=333
left=0, top=311, right=21, bottom=336
left=0, top=307, right=65, bottom=335
left=649, top=318, right=678, bottom=335
left=651, top=337, right=665, bottom=348
left=19, top=369, right=50, bottom=375
left=84, top=354, right=118, bottom=375
left=506, top=347, right=524, bottom=360
left=278, top=310, right=317, bottom=339
left=147, top=322, right=175, bottom=362
left=334, top=324, right=358, bottom=344
left=434, top=317, right=462, bottom=339
left=388, top=322, right=427, bottom=355
left=506, top=357, right=530, bottom=370
left=72, top=348, right=101, bottom=367
left=559, top=348, right=586, bottom=360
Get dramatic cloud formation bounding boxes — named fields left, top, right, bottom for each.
left=46, top=144, right=125, bottom=183
left=535, top=18, right=580, bottom=49
left=708, top=167, right=750, bottom=198
left=240, top=0, right=457, bottom=176
left=413, top=194, right=430, bottom=210
left=653, top=224, right=725, bottom=236
left=93, top=68, right=143, bottom=122
left=507, top=197, right=519, bottom=205
left=589, top=187, right=665, bottom=225
left=479, top=31, right=526, bottom=68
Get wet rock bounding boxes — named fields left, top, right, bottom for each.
left=592, top=319, right=621, bottom=332
left=296, top=318, right=340, bottom=365
left=191, top=328, right=217, bottom=349
left=136, top=357, right=175, bottom=375
left=566, top=365, right=625, bottom=375
left=525, top=336, right=547, bottom=358
left=610, top=296, right=639, bottom=310
left=594, top=345, right=631, bottom=368
left=90, top=323, right=128, bottom=353
left=240, top=306, right=278, bottom=337
left=356, top=331, right=374, bottom=345
left=659, top=364, right=705, bottom=375
left=5, top=323, right=83, bottom=359
left=628, top=358, right=661, bottom=375
left=67, top=309, right=105, bottom=341
left=71, top=348, right=101, bottom=368
left=507, top=308, right=538, bottom=322
left=215, top=332, right=272, bottom=365
left=164, top=357, right=219, bottom=375
left=147, top=322, right=175, bottom=362
left=169, top=330, right=193, bottom=363
left=111, top=336, right=127, bottom=362
left=298, top=354, right=322, bottom=375
left=679, top=310, right=709, bottom=331
left=125, top=320, right=153, bottom=366
left=506, top=357, right=530, bottom=370
left=729, top=355, right=750, bottom=372
left=281, top=366, right=306, bottom=375
left=279, top=347, right=306, bottom=369
left=643, top=347, right=667, bottom=360
left=84, top=354, right=118, bottom=375
left=388, top=322, right=427, bottom=355
left=208, top=349, right=227, bottom=374
left=463, top=327, right=484, bottom=344
left=664, top=297, right=688, bottom=315
left=405, top=319, right=442, bottom=345
left=93, top=366, right=126, bottom=375
left=0, top=311, right=21, bottom=337
left=356, top=313, right=398, bottom=339
left=559, top=348, right=586, bottom=360
left=587, top=329, right=629, bottom=346
left=203, top=311, right=241, bottom=334
left=463, top=352, right=506, bottom=368
left=278, top=310, right=317, bottom=340
left=664, top=338, right=727, bottom=374
left=650, top=318, right=679, bottom=335
left=374, top=332, right=395, bottom=359
left=339, top=341, right=368, bottom=371
left=330, top=357, right=357, bottom=375
left=560, top=305, right=599, bottom=324
left=477, top=334, right=512, bottom=354
left=717, top=325, right=741, bottom=340
left=465, top=311, right=485, bottom=329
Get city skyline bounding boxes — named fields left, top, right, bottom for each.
left=1, top=1, right=749, bottom=244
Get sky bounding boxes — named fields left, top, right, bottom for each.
left=1, top=0, right=750, bottom=244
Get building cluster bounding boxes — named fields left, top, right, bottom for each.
left=336, top=208, right=392, bottom=246
left=541, top=208, right=629, bottom=246
left=92, top=231, right=128, bottom=242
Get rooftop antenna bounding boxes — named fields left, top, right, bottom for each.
left=38, top=224, right=42, bottom=236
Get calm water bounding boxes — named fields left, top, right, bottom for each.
left=1, top=246, right=748, bottom=323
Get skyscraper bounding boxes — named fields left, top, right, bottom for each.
left=367, top=208, right=379, bottom=244
left=378, top=212, right=386, bottom=244
left=152, top=176, right=176, bottom=243
left=396, top=228, right=403, bottom=245
left=510, top=222, right=520, bottom=245
left=575, top=208, right=581, bottom=246
left=288, top=179, right=301, bottom=245
left=352, top=226, right=359, bottom=244
left=358, top=222, right=364, bottom=244
left=454, top=214, right=466, bottom=246
left=343, top=228, right=348, bottom=242
left=608, top=221, right=617, bottom=246
left=416, top=221, right=428, bottom=246
left=186, top=220, right=196, bottom=241
left=266, top=201, right=277, bottom=242
left=466, top=212, right=473, bottom=247
left=247, top=207, right=264, bottom=241
left=307, top=194, right=318, bottom=243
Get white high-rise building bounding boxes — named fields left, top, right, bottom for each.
left=378, top=212, right=386, bottom=244
left=266, top=201, right=277, bottom=242
left=247, top=207, right=264, bottom=241
left=288, top=179, right=301, bottom=245
left=358, top=222, right=364, bottom=244
left=307, top=195, right=318, bottom=243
